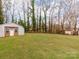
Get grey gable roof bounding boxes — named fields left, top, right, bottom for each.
left=0, top=23, right=21, bottom=27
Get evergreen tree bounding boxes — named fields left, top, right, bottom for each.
left=0, top=0, right=4, bottom=24
left=39, top=8, right=42, bottom=32
left=31, top=0, right=36, bottom=32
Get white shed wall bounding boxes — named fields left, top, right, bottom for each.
left=0, top=26, right=4, bottom=37
left=18, top=26, right=24, bottom=35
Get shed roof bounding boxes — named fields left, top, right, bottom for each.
left=0, top=23, right=20, bottom=27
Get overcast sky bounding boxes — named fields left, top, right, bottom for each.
left=3, top=0, right=79, bottom=23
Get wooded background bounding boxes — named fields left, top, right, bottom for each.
left=0, top=0, right=79, bottom=34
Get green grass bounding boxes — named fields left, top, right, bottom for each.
left=0, top=33, right=79, bottom=59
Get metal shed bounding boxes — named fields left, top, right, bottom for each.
left=0, top=23, right=24, bottom=37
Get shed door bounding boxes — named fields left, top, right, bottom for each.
left=9, top=29, right=15, bottom=36
left=5, top=27, right=10, bottom=37
left=5, top=27, right=18, bottom=37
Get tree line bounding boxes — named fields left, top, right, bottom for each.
left=0, top=0, right=79, bottom=34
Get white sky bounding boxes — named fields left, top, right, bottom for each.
left=2, top=0, right=79, bottom=24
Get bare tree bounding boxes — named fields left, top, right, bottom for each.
left=3, top=0, right=12, bottom=23
left=41, top=0, right=51, bottom=32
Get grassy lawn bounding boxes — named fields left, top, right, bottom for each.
left=0, top=33, right=79, bottom=59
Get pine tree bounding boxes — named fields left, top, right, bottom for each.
left=0, top=0, right=4, bottom=24
left=39, top=8, right=42, bottom=32
left=31, top=0, right=36, bottom=32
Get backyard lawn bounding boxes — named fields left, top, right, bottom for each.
left=0, top=33, right=79, bottom=59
